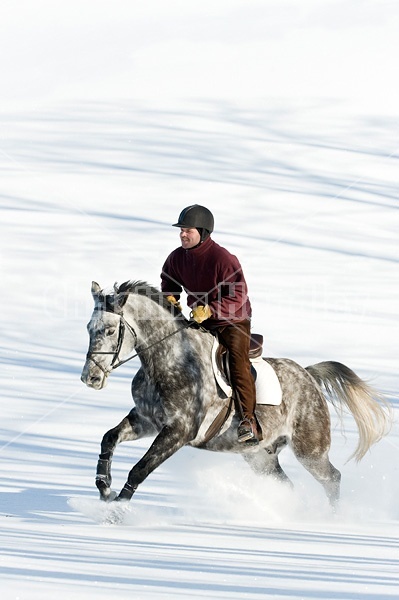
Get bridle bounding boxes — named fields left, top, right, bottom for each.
left=86, top=311, right=138, bottom=376
left=86, top=307, right=194, bottom=378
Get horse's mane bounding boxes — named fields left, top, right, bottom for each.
left=116, top=280, right=177, bottom=315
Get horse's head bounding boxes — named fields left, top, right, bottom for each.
left=81, top=280, right=184, bottom=389
left=81, top=281, right=135, bottom=389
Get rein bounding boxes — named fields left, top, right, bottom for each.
left=87, top=309, right=195, bottom=374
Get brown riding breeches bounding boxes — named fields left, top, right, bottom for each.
left=216, top=320, right=256, bottom=419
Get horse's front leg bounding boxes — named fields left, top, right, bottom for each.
left=96, top=407, right=156, bottom=501
left=117, top=423, right=191, bottom=501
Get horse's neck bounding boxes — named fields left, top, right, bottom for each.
left=125, top=295, right=179, bottom=345
left=124, top=295, right=204, bottom=374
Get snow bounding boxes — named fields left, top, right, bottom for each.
left=1, top=1, right=399, bottom=598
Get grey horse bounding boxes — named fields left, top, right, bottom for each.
left=81, top=280, right=391, bottom=509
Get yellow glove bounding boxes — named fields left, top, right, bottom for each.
left=191, top=305, right=212, bottom=323
left=166, top=295, right=182, bottom=312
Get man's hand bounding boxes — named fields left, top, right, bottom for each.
left=191, top=305, right=212, bottom=323
left=166, top=295, right=183, bottom=312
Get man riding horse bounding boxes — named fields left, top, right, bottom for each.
left=161, top=204, right=261, bottom=445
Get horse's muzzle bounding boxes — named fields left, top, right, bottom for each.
left=81, top=361, right=108, bottom=390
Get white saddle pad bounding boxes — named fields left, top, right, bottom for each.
left=250, top=356, right=283, bottom=405
left=211, top=338, right=282, bottom=406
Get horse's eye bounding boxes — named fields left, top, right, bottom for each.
left=106, top=328, right=116, bottom=336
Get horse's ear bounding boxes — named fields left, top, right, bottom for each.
left=114, top=290, right=129, bottom=311
left=91, top=281, right=101, bottom=298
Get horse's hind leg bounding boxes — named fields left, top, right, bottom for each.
left=96, top=408, right=156, bottom=501
left=295, top=454, right=341, bottom=510
left=290, top=386, right=342, bottom=509
left=291, top=420, right=341, bottom=508
left=244, top=436, right=293, bottom=487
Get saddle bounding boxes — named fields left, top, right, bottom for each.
left=249, top=333, right=264, bottom=359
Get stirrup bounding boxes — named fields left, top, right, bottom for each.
left=238, top=418, right=258, bottom=444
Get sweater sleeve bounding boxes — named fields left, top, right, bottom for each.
left=160, top=254, right=183, bottom=299
left=208, top=254, right=250, bottom=321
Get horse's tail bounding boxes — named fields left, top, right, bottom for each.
left=306, top=361, right=392, bottom=462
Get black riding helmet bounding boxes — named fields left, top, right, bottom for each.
left=173, top=205, right=214, bottom=241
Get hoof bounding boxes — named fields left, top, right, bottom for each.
left=98, top=489, right=117, bottom=503
left=96, top=477, right=116, bottom=502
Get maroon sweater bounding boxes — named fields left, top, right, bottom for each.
left=161, top=236, right=252, bottom=328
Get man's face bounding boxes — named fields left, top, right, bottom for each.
left=180, top=227, right=201, bottom=249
